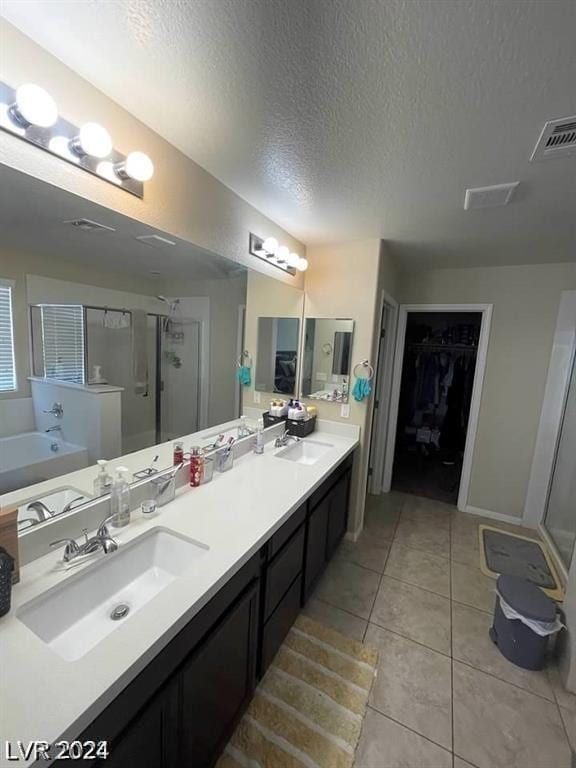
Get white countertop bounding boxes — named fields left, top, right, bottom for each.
left=0, top=423, right=359, bottom=767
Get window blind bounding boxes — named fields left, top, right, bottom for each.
left=0, top=282, right=16, bottom=392
left=41, top=304, right=85, bottom=384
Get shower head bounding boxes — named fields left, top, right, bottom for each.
left=156, top=295, right=169, bottom=304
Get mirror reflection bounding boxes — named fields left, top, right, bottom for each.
left=301, top=318, right=354, bottom=402
left=255, top=317, right=300, bottom=395
left=0, top=164, right=304, bottom=534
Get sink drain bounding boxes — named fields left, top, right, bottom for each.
left=110, top=603, right=130, bottom=621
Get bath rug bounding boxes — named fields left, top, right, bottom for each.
left=216, top=614, right=379, bottom=768
left=479, top=525, right=564, bottom=601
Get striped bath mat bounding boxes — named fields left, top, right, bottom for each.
left=217, top=614, right=379, bottom=768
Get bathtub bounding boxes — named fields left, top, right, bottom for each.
left=0, top=432, right=89, bottom=494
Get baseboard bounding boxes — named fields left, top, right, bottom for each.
left=344, top=527, right=362, bottom=543
left=463, top=504, right=532, bottom=527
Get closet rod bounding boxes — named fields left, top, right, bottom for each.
left=406, top=342, right=477, bottom=353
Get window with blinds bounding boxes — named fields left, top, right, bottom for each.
left=40, top=304, right=86, bottom=384
left=0, top=281, right=16, bottom=392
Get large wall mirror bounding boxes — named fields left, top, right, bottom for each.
left=0, top=164, right=303, bottom=535
left=301, top=318, right=354, bottom=402
left=255, top=317, right=300, bottom=395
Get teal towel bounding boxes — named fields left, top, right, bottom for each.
left=236, top=365, right=251, bottom=386
left=352, top=376, right=372, bottom=402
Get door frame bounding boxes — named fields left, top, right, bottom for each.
left=368, top=291, right=399, bottom=494
left=383, top=303, right=493, bottom=511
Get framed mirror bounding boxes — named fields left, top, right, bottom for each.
left=301, top=318, right=354, bottom=402
left=255, top=317, right=300, bottom=395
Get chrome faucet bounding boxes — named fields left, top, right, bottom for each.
left=45, top=425, right=62, bottom=434
left=26, top=500, right=54, bottom=521
left=61, top=496, right=85, bottom=515
left=274, top=429, right=301, bottom=448
left=50, top=514, right=119, bottom=563
left=43, top=402, right=63, bottom=418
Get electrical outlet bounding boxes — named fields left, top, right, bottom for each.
left=341, top=403, right=350, bottom=418
left=253, top=390, right=261, bottom=404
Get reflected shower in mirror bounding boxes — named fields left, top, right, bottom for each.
left=255, top=317, right=300, bottom=395
left=301, top=318, right=354, bottom=402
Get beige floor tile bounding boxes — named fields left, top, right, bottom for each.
left=450, top=536, right=480, bottom=567
left=452, top=602, right=555, bottom=701
left=370, top=576, right=451, bottom=654
left=354, top=707, right=452, bottom=768
left=385, top=542, right=450, bottom=597
left=365, top=624, right=452, bottom=749
left=335, top=533, right=391, bottom=573
left=453, top=758, right=477, bottom=768
left=313, top=559, right=381, bottom=620
left=548, top=664, right=576, bottom=712
left=561, top=706, right=576, bottom=752
left=453, top=661, right=572, bottom=768
left=451, top=560, right=497, bottom=613
left=300, top=598, right=367, bottom=642
left=394, top=515, right=451, bottom=558
left=402, top=494, right=453, bottom=524
left=364, top=498, right=402, bottom=543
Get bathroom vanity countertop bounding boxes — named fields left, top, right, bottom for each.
left=0, top=423, right=359, bottom=766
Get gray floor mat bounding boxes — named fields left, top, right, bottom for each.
left=482, top=529, right=557, bottom=589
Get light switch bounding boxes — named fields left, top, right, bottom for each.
left=341, top=403, right=350, bottom=418
left=253, top=390, right=261, bottom=404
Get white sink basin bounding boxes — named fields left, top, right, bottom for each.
left=275, top=439, right=334, bottom=465
left=17, top=527, right=209, bottom=661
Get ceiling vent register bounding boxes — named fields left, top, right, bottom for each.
left=530, top=116, right=576, bottom=161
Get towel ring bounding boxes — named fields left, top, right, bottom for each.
left=353, top=360, right=374, bottom=380
left=238, top=350, right=252, bottom=367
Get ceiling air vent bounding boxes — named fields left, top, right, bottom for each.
left=464, top=182, right=519, bottom=210
left=530, top=116, right=576, bottom=161
left=136, top=234, right=176, bottom=248
left=63, top=218, right=116, bottom=232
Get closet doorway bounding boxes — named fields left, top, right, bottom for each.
left=384, top=304, right=492, bottom=509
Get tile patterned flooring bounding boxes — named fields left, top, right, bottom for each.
left=301, top=491, right=576, bottom=768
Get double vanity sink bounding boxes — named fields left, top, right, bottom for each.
left=18, top=528, right=209, bottom=661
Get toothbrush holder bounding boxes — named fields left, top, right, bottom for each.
left=201, top=457, right=215, bottom=484
left=215, top=448, right=234, bottom=473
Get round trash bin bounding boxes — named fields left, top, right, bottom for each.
left=489, top=574, right=557, bottom=670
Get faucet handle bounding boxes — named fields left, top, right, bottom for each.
left=50, top=537, right=80, bottom=562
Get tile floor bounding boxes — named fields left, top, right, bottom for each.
left=301, top=491, right=576, bottom=768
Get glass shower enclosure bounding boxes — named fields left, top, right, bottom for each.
left=544, top=351, right=576, bottom=568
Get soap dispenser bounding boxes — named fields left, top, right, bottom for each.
left=93, top=459, right=113, bottom=497
left=110, top=466, right=131, bottom=527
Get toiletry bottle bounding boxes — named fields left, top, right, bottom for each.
left=173, top=440, right=184, bottom=465
left=253, top=427, right=264, bottom=455
left=239, top=415, right=248, bottom=438
left=110, top=467, right=131, bottom=527
left=93, top=459, right=113, bottom=497
left=189, top=447, right=203, bottom=487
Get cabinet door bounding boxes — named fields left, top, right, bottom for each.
left=90, top=681, right=177, bottom=768
left=179, top=579, right=259, bottom=767
left=303, top=494, right=330, bottom=602
left=326, top=470, right=351, bottom=559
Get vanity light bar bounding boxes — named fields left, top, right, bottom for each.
left=249, top=233, right=308, bottom=275
left=0, top=81, right=154, bottom=198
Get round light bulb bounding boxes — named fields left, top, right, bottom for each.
left=77, top=122, right=113, bottom=158
left=287, top=252, right=300, bottom=268
left=276, top=245, right=290, bottom=262
left=296, top=257, right=309, bottom=272
left=14, top=84, right=58, bottom=128
left=124, top=151, right=154, bottom=182
left=262, top=237, right=278, bottom=254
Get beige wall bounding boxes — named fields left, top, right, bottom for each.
left=0, top=20, right=305, bottom=289
left=398, top=262, right=576, bottom=519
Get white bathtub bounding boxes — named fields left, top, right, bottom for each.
left=0, top=432, right=89, bottom=494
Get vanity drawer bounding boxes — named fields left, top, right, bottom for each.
left=261, top=574, right=302, bottom=674
left=268, top=502, right=306, bottom=559
left=264, top=523, right=305, bottom=620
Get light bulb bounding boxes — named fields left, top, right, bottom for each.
left=262, top=237, right=278, bottom=254
left=276, top=245, right=289, bottom=262
left=296, top=257, right=309, bottom=272
left=123, top=151, right=154, bottom=182
left=72, top=122, right=113, bottom=158
left=287, top=252, right=300, bottom=268
left=13, top=84, right=58, bottom=128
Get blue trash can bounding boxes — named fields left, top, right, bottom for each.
left=489, top=574, right=557, bottom=671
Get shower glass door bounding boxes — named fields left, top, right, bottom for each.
left=159, top=317, right=201, bottom=443
left=544, top=351, right=576, bottom=568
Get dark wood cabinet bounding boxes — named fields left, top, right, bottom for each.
left=72, top=452, right=355, bottom=768
left=179, top=579, right=259, bottom=767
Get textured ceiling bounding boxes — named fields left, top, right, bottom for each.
left=1, top=0, right=575, bottom=269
